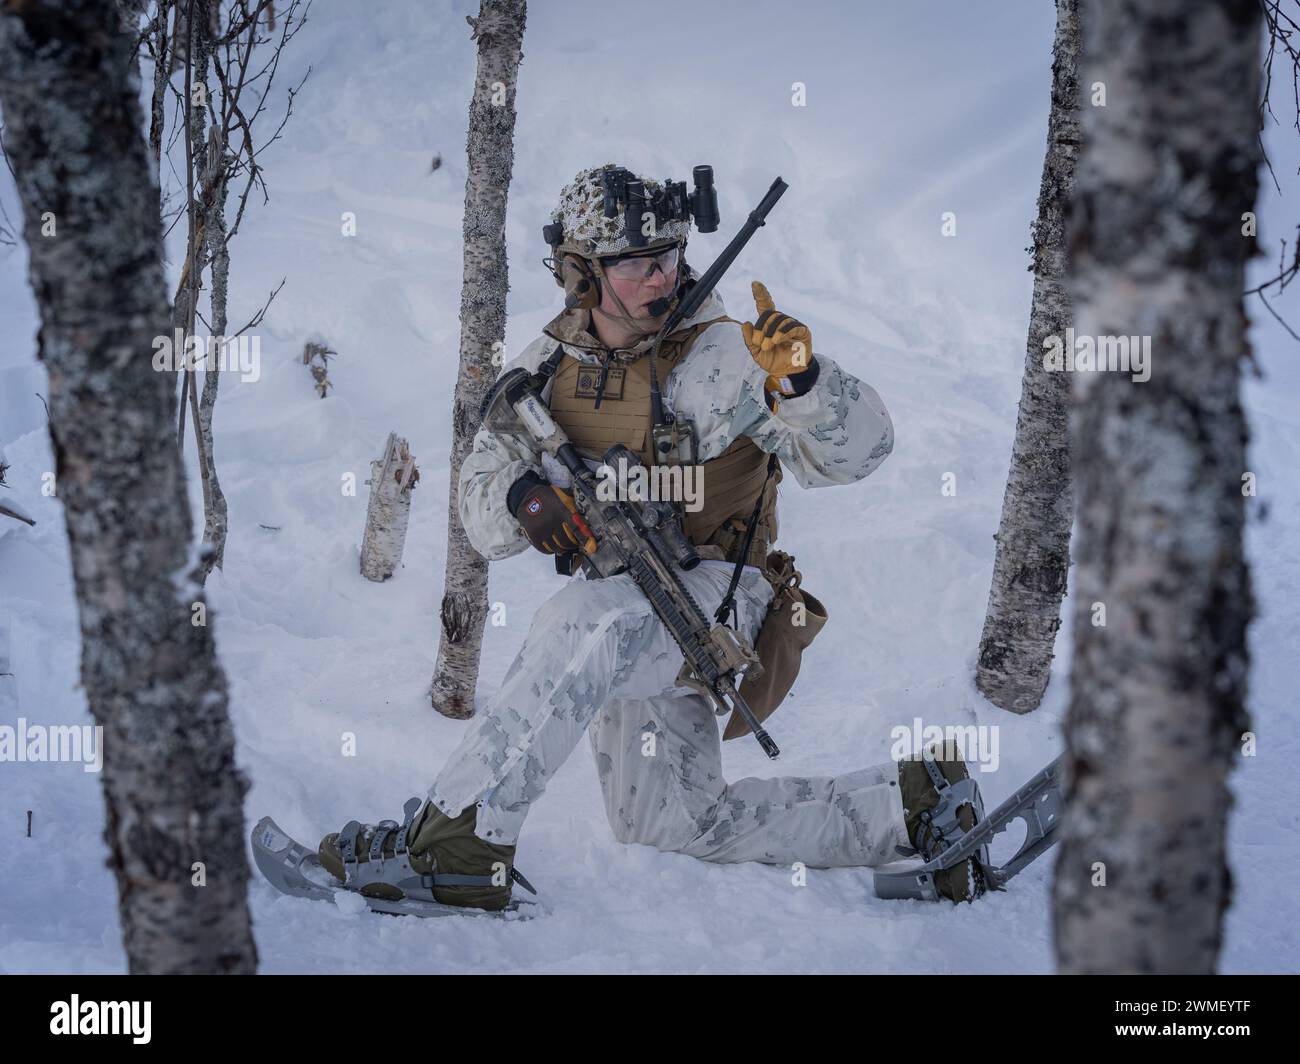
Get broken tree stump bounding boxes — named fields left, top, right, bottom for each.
left=360, top=432, right=419, bottom=582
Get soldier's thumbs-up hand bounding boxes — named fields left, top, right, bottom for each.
left=740, top=281, right=815, bottom=398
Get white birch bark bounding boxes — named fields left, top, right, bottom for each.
left=182, top=0, right=225, bottom=584
left=975, top=0, right=1080, bottom=713
left=198, top=121, right=229, bottom=578
left=147, top=1, right=171, bottom=174
left=361, top=432, right=418, bottom=582
left=1053, top=0, right=1258, bottom=974
left=430, top=0, right=527, bottom=719
left=0, top=0, right=257, bottom=974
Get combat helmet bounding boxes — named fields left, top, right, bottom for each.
left=542, top=163, right=719, bottom=332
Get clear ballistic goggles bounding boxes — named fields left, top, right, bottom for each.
left=599, top=244, right=681, bottom=281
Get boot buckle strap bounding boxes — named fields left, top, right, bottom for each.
left=338, top=821, right=362, bottom=879
left=394, top=796, right=424, bottom=859
left=367, top=821, right=399, bottom=867
left=922, top=754, right=950, bottom=793
left=430, top=872, right=498, bottom=887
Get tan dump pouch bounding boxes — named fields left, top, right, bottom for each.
left=725, top=550, right=828, bottom=741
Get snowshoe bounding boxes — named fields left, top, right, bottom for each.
left=876, top=752, right=1065, bottom=903
left=252, top=796, right=539, bottom=919
left=895, top=741, right=989, bottom=902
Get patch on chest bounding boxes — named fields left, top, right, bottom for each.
left=574, top=365, right=626, bottom=401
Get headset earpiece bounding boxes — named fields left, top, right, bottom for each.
left=561, top=253, right=601, bottom=311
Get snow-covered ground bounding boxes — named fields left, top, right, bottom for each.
left=1, top=0, right=1296, bottom=973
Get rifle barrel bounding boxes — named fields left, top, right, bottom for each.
left=664, top=176, right=788, bottom=335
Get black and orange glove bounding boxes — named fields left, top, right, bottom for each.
left=507, top=471, right=596, bottom=555
left=740, top=280, right=820, bottom=400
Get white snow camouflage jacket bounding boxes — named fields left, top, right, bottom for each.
left=458, top=284, right=895, bottom=561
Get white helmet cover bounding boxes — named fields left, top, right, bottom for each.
left=550, top=163, right=692, bottom=258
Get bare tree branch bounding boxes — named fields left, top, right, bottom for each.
left=1250, top=0, right=1300, bottom=335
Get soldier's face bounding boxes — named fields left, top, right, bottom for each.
left=600, top=248, right=678, bottom=317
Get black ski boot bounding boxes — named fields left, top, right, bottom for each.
left=897, top=742, right=988, bottom=903
left=317, top=798, right=534, bottom=912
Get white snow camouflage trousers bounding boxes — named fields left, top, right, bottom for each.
left=429, top=559, right=912, bottom=867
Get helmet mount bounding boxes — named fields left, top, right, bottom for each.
left=596, top=164, right=719, bottom=248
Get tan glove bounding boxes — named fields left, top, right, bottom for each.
left=740, top=281, right=815, bottom=397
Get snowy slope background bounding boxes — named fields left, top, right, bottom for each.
left=1, top=0, right=1296, bottom=973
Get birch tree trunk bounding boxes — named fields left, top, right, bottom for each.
left=0, top=0, right=257, bottom=974
left=1053, top=0, right=1258, bottom=974
left=431, top=0, right=526, bottom=719
left=180, top=0, right=226, bottom=584
left=172, top=0, right=202, bottom=445
left=147, top=1, right=171, bottom=173
left=199, top=139, right=229, bottom=578
left=361, top=433, right=419, bottom=582
left=975, top=0, right=1080, bottom=713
